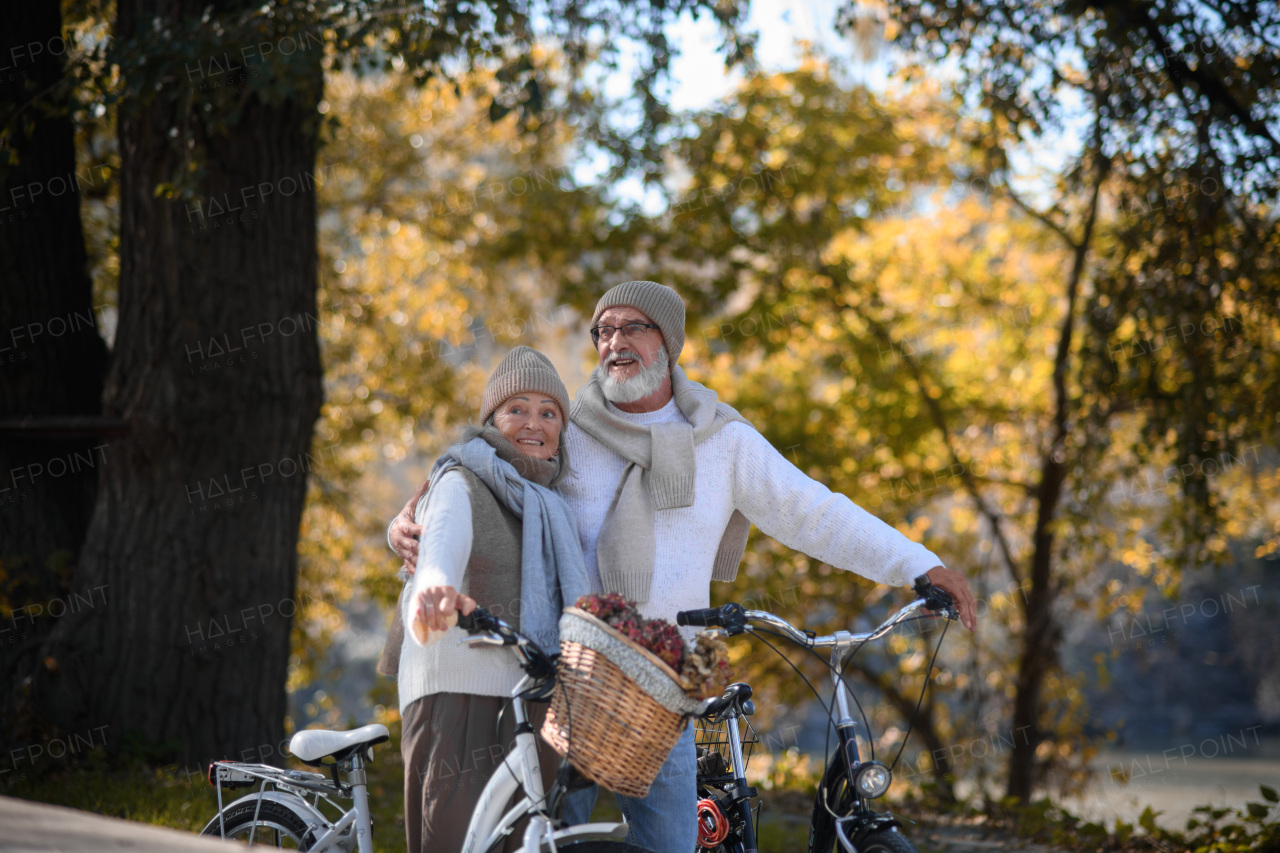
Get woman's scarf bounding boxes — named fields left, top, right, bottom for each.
left=427, top=426, right=593, bottom=652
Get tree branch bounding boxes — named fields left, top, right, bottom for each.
left=1132, top=3, right=1280, bottom=157
left=828, top=266, right=1026, bottom=590
left=1003, top=183, right=1079, bottom=250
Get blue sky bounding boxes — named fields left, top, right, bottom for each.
left=581, top=0, right=1086, bottom=211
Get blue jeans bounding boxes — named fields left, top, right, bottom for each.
left=562, top=723, right=697, bottom=852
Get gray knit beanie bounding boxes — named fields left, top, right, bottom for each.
left=591, top=280, right=686, bottom=365
left=479, top=346, right=570, bottom=426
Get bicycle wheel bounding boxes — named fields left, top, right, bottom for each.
left=857, top=828, right=918, bottom=853
left=200, top=797, right=316, bottom=849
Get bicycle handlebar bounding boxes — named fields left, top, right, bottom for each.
left=457, top=606, right=510, bottom=639
left=457, top=607, right=557, bottom=681
left=912, top=576, right=957, bottom=616
left=676, top=582, right=957, bottom=650
left=676, top=602, right=746, bottom=629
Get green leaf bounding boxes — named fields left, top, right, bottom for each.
left=1261, top=785, right=1278, bottom=803
left=1246, top=802, right=1270, bottom=819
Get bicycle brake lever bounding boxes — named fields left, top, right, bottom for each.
left=460, top=633, right=505, bottom=648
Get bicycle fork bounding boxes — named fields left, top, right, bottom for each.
left=827, top=640, right=901, bottom=850
left=721, top=714, right=759, bottom=853
left=829, top=645, right=863, bottom=797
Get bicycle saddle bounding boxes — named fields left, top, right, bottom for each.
left=289, top=723, right=390, bottom=765
left=699, top=682, right=753, bottom=721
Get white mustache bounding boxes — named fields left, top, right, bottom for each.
left=606, top=350, right=642, bottom=366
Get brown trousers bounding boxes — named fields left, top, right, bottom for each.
left=401, top=693, right=561, bottom=853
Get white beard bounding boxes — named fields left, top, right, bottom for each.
left=594, top=346, right=670, bottom=404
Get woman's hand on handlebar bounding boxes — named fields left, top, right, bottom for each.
left=415, top=585, right=478, bottom=633
left=921, top=566, right=976, bottom=632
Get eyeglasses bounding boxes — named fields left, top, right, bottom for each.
left=590, top=322, right=661, bottom=345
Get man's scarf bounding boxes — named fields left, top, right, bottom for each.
left=570, top=365, right=752, bottom=602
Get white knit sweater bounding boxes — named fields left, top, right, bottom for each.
left=557, top=397, right=942, bottom=628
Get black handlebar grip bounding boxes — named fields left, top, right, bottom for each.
left=913, top=578, right=956, bottom=614
left=456, top=606, right=492, bottom=633
left=676, top=608, right=721, bottom=627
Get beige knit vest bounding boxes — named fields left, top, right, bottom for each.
left=453, top=468, right=524, bottom=629
left=376, top=469, right=523, bottom=676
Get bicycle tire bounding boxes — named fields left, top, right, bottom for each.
left=553, top=843, right=656, bottom=853
left=200, top=797, right=316, bottom=849
left=857, top=828, right=918, bottom=853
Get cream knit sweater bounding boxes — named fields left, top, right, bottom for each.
left=557, top=398, right=942, bottom=628
left=396, top=470, right=527, bottom=713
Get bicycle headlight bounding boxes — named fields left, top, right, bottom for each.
left=854, top=761, right=892, bottom=798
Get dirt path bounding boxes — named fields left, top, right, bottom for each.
left=915, top=822, right=1061, bottom=853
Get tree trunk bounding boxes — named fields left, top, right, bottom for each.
left=0, top=0, right=109, bottom=737
left=1004, top=142, right=1102, bottom=801
left=1004, top=460, right=1064, bottom=801
left=33, top=0, right=324, bottom=763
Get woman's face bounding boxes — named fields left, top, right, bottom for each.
left=492, top=393, right=562, bottom=460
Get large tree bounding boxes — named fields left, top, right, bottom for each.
left=31, top=0, right=327, bottom=762
left=20, top=0, right=752, bottom=763
left=0, top=0, right=110, bottom=739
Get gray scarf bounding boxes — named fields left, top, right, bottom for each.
left=426, top=426, right=593, bottom=651
left=570, top=365, right=752, bottom=602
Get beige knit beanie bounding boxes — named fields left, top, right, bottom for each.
left=591, top=280, right=686, bottom=365
left=479, top=346, right=570, bottom=426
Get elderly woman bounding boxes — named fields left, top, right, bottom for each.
left=390, top=346, right=592, bottom=853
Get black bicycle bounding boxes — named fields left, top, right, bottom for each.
left=678, top=578, right=957, bottom=853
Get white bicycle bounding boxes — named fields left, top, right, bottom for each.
left=200, top=606, right=651, bottom=853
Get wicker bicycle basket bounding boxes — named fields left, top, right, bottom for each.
left=541, top=607, right=703, bottom=798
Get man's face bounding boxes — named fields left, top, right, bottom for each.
left=594, top=306, right=666, bottom=382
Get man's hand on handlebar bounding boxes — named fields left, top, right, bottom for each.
left=920, top=566, right=976, bottom=632
left=390, top=479, right=431, bottom=573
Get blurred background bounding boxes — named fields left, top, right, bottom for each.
left=1, top=0, right=1278, bottom=849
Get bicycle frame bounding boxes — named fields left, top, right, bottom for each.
left=686, top=595, right=947, bottom=853
left=744, top=599, right=932, bottom=845
left=452, top=636, right=633, bottom=853
left=460, top=679, right=554, bottom=853
left=209, top=757, right=373, bottom=852
left=206, top=606, right=669, bottom=853
left=717, top=713, right=759, bottom=853
left=209, top=694, right=630, bottom=853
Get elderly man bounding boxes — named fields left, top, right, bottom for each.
left=389, top=280, right=976, bottom=852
